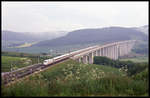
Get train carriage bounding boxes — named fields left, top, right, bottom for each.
left=43, top=53, right=70, bottom=65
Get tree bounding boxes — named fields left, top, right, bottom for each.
left=41, top=53, right=47, bottom=55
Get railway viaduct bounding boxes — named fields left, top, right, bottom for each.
left=71, top=40, right=136, bottom=64
left=2, top=40, right=136, bottom=85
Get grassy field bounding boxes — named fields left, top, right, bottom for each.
left=119, top=56, right=148, bottom=63
left=1, top=51, right=52, bottom=72
left=2, top=59, right=148, bottom=96
left=1, top=56, right=32, bottom=72
left=13, top=42, right=38, bottom=48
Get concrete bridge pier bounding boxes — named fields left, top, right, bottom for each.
left=118, top=45, right=121, bottom=57
left=104, top=47, right=106, bottom=56
left=110, top=46, right=113, bottom=59
left=114, top=45, right=116, bottom=60
left=105, top=47, right=107, bottom=57
left=108, top=46, right=112, bottom=59
left=107, top=47, right=110, bottom=58
left=96, top=50, right=99, bottom=56
left=93, top=51, right=96, bottom=57
left=83, top=55, right=88, bottom=64
left=98, top=49, right=100, bottom=56
left=124, top=44, right=127, bottom=55
left=105, top=47, right=108, bottom=57
left=106, top=47, right=109, bottom=57
left=120, top=45, right=124, bottom=57
left=97, top=49, right=100, bottom=56
left=116, top=45, right=119, bottom=60
left=89, top=52, right=94, bottom=64
left=77, top=58, right=81, bottom=63
left=101, top=48, right=104, bottom=56
left=112, top=46, right=115, bottom=59
left=104, top=47, right=107, bottom=57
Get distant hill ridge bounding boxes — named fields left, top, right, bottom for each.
left=33, top=26, right=148, bottom=47
left=2, top=30, right=67, bottom=42
left=133, top=25, right=149, bottom=35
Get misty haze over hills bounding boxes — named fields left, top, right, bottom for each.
left=132, top=25, right=149, bottom=35
left=2, top=25, right=148, bottom=41
left=2, top=30, right=68, bottom=47
left=2, top=30, right=68, bottom=42
left=2, top=25, right=148, bottom=51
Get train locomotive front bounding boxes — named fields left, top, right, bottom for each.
left=43, top=53, right=71, bottom=66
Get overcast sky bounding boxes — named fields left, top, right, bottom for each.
left=2, top=1, right=149, bottom=33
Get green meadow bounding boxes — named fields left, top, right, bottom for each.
left=119, top=56, right=148, bottom=63
left=2, top=59, right=148, bottom=96
left=2, top=56, right=31, bottom=72
left=1, top=51, right=51, bottom=72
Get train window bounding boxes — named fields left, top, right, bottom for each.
left=44, top=60, right=48, bottom=63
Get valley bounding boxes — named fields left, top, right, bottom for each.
left=2, top=25, right=148, bottom=97
left=1, top=39, right=148, bottom=96
left=2, top=26, right=148, bottom=54
left=2, top=1, right=148, bottom=97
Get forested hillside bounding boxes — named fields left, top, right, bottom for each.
left=34, top=27, right=148, bottom=47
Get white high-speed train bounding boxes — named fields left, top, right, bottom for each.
left=43, top=53, right=71, bottom=65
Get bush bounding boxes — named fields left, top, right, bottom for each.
left=94, top=56, right=148, bottom=76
